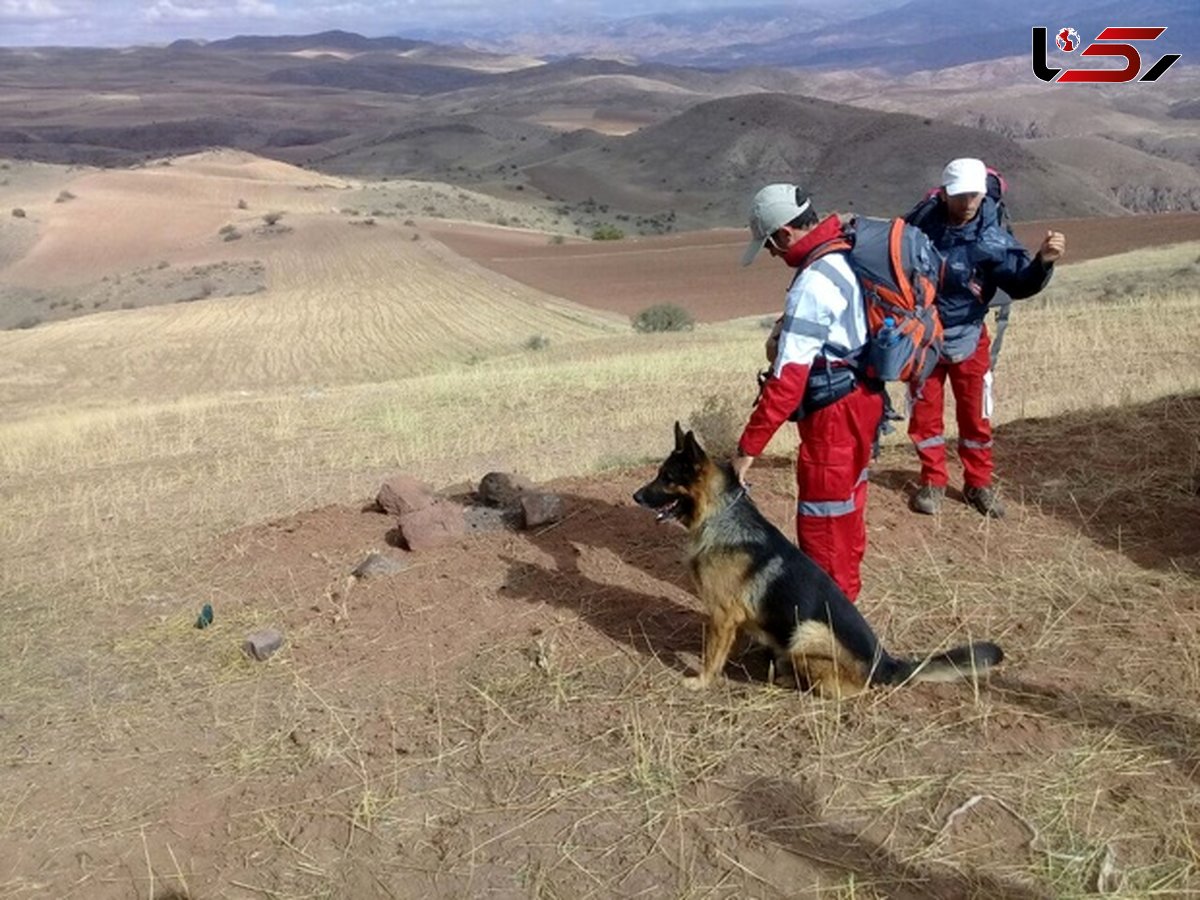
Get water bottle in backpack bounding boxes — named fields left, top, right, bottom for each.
left=866, top=315, right=912, bottom=382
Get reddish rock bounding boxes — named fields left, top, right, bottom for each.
left=376, top=475, right=435, bottom=517
left=398, top=501, right=465, bottom=551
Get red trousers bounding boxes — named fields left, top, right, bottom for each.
left=908, top=330, right=994, bottom=489
left=795, top=383, right=884, bottom=602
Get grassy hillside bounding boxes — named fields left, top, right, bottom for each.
left=2, top=148, right=1199, bottom=896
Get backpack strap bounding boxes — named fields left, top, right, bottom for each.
left=905, top=195, right=939, bottom=231
left=800, top=235, right=852, bottom=269
left=990, top=289, right=1013, bottom=370
left=886, top=218, right=912, bottom=298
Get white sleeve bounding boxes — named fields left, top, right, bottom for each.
left=771, top=267, right=846, bottom=376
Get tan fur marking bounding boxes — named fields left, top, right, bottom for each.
left=788, top=620, right=868, bottom=697
left=688, top=549, right=755, bottom=686
left=796, top=657, right=868, bottom=699
left=682, top=458, right=730, bottom=537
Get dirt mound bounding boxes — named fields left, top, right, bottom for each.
left=3, top=397, right=1199, bottom=896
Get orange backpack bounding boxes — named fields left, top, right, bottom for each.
left=849, top=216, right=943, bottom=386
left=808, top=216, right=945, bottom=388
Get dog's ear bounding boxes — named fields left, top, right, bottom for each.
left=673, top=421, right=686, bottom=452
left=682, top=429, right=707, bottom=464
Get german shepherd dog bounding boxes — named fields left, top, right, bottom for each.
left=633, top=424, right=1003, bottom=697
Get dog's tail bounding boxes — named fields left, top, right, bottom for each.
left=871, top=642, right=1004, bottom=687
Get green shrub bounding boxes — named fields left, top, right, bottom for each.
left=591, top=224, right=624, bottom=241
left=262, top=211, right=284, bottom=226
left=523, top=334, right=550, bottom=351
left=632, top=304, right=694, bottom=333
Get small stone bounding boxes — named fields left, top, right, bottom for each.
left=376, top=475, right=435, bottom=517
left=243, top=628, right=285, bottom=661
left=351, top=551, right=409, bottom=578
left=462, top=504, right=518, bottom=533
left=477, top=472, right=533, bottom=508
left=399, top=501, right=465, bottom=551
left=520, top=492, right=564, bottom=528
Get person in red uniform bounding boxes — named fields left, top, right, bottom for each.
left=731, top=183, right=883, bottom=602
left=904, top=158, right=1066, bottom=517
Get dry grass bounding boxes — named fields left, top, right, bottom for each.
left=1, top=228, right=1199, bottom=896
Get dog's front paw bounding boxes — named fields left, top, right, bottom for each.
left=682, top=674, right=710, bottom=691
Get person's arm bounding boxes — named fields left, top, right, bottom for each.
left=735, top=273, right=834, bottom=475
left=990, top=229, right=1065, bottom=300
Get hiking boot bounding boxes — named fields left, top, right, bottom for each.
left=964, top=485, right=1005, bottom=519
left=911, top=484, right=945, bottom=515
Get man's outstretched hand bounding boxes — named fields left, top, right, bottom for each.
left=1038, top=230, right=1066, bottom=264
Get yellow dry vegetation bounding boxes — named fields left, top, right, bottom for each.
left=2, top=152, right=1200, bottom=898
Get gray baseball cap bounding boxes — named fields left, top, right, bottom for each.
left=741, top=183, right=812, bottom=266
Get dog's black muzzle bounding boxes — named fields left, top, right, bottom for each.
left=634, top=481, right=685, bottom=523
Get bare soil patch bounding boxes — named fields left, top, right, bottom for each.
left=0, top=259, right=266, bottom=330
left=430, top=212, right=1200, bottom=322
left=3, top=397, right=1198, bottom=897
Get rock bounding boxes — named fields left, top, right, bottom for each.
left=243, top=628, right=285, bottom=661
left=398, top=501, right=465, bottom=551
left=477, top=472, right=533, bottom=508
left=462, top=505, right=518, bottom=533
left=520, top=492, right=565, bottom=528
left=351, top=551, right=409, bottom=578
left=376, top=475, right=435, bottom=517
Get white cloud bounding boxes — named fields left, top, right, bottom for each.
left=0, top=0, right=67, bottom=21
left=142, top=0, right=277, bottom=24
left=236, top=0, right=278, bottom=17
left=143, top=1, right=214, bottom=22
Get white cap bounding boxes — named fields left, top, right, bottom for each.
left=741, top=183, right=812, bottom=266
left=941, top=158, right=987, bottom=196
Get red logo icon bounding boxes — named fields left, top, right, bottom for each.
left=1033, top=26, right=1180, bottom=83
left=1056, top=28, right=1080, bottom=52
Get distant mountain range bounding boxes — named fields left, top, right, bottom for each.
left=2, top=24, right=1199, bottom=225
left=453, top=0, right=1198, bottom=73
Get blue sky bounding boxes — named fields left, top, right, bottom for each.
left=0, top=0, right=805, bottom=46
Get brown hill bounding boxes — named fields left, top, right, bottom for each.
left=0, top=35, right=1195, bottom=228
left=525, top=93, right=1124, bottom=223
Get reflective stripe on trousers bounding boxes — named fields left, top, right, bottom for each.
left=797, top=468, right=869, bottom=518
left=907, top=329, right=995, bottom=489
left=794, top=386, right=883, bottom=602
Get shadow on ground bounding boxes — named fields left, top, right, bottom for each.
left=872, top=393, right=1199, bottom=576
left=992, top=393, right=1199, bottom=576
left=500, top=488, right=774, bottom=683
left=989, top=674, right=1200, bottom=786
left=736, top=776, right=1051, bottom=900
